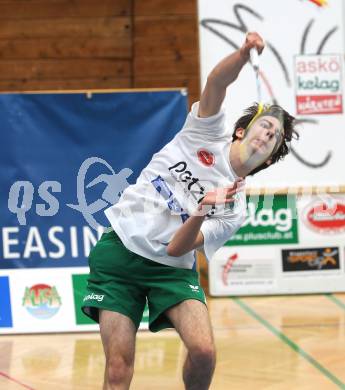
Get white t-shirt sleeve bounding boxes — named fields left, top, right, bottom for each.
left=200, top=215, right=245, bottom=262
left=180, top=101, right=228, bottom=140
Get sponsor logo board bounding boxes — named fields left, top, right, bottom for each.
left=302, top=199, right=345, bottom=234
left=210, top=247, right=277, bottom=295
left=282, top=247, right=340, bottom=272
left=226, top=195, right=298, bottom=245
left=22, top=283, right=62, bottom=319
left=9, top=270, right=75, bottom=332
left=295, top=54, right=343, bottom=115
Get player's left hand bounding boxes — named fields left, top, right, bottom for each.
left=196, top=178, right=245, bottom=214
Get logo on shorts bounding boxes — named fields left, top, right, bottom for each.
left=197, top=149, right=215, bottom=167
left=189, top=284, right=200, bottom=292
left=83, top=292, right=104, bottom=302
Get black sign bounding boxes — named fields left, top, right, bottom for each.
left=282, top=247, right=340, bottom=271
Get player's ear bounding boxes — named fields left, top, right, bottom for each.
left=266, top=159, right=272, bottom=166
left=235, top=127, right=245, bottom=140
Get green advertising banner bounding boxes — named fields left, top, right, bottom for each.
left=226, top=195, right=298, bottom=246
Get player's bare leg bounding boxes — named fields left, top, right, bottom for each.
left=99, top=310, right=137, bottom=390
left=166, top=299, right=216, bottom=390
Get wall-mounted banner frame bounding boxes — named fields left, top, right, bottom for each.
left=0, top=89, right=187, bottom=334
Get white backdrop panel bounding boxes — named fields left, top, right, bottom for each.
left=198, top=0, right=345, bottom=188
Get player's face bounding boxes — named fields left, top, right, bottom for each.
left=246, top=115, right=283, bottom=158
left=239, top=115, right=284, bottom=168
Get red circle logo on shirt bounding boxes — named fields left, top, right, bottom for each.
left=197, top=149, right=215, bottom=167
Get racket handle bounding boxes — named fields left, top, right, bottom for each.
left=249, top=48, right=259, bottom=71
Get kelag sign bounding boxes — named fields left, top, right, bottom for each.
left=295, top=54, right=343, bottom=115
left=0, top=91, right=187, bottom=269
left=226, top=195, right=299, bottom=246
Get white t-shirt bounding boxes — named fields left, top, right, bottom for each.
left=104, top=102, right=246, bottom=269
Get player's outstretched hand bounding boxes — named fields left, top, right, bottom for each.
left=196, top=178, right=245, bottom=215
left=240, top=32, right=265, bottom=60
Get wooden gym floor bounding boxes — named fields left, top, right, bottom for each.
left=1, top=294, right=345, bottom=390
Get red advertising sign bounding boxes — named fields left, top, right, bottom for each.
left=303, top=200, right=345, bottom=233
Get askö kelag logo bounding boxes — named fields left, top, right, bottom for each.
left=22, top=284, right=62, bottom=319
left=226, top=195, right=298, bottom=246
left=303, top=199, right=345, bottom=234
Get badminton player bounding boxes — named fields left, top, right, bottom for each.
left=82, top=31, right=298, bottom=389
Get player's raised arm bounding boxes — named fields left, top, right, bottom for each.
left=198, top=32, right=265, bottom=118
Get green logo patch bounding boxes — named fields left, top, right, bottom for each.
left=226, top=195, right=299, bottom=245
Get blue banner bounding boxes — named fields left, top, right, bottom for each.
left=0, top=91, right=188, bottom=269
left=0, top=276, right=12, bottom=327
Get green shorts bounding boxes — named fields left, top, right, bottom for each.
left=81, top=229, right=206, bottom=332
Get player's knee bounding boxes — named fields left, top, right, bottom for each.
left=106, top=355, right=134, bottom=385
left=189, top=344, right=217, bottom=371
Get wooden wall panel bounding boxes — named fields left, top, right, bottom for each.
left=0, top=0, right=200, bottom=102
left=134, top=51, right=198, bottom=76
left=0, top=77, right=131, bottom=92
left=0, top=18, right=130, bottom=39
left=0, top=38, right=131, bottom=60
left=133, top=0, right=200, bottom=106
left=0, top=0, right=131, bottom=19
left=134, top=0, right=196, bottom=16
left=0, top=1, right=132, bottom=91
left=0, top=59, right=130, bottom=80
